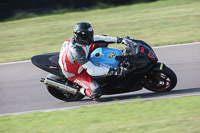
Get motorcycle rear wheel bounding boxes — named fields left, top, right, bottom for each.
left=47, top=86, right=85, bottom=102
left=143, top=66, right=177, bottom=92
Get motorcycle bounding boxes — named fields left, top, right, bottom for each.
left=31, top=37, right=177, bottom=102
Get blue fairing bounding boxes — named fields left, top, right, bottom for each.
left=89, top=47, right=121, bottom=68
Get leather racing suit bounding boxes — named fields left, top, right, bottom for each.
left=58, top=35, right=119, bottom=98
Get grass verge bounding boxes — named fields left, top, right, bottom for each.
left=0, top=0, right=200, bottom=62
left=0, top=96, right=200, bottom=133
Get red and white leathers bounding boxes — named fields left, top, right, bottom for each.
left=58, top=35, right=118, bottom=98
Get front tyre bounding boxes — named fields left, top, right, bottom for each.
left=143, top=66, right=177, bottom=92
left=47, top=86, right=85, bottom=102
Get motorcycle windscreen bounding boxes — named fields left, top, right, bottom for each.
left=89, top=47, right=121, bottom=68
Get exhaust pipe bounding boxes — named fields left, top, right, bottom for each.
left=41, top=77, right=77, bottom=95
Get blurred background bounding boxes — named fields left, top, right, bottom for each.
left=0, top=0, right=156, bottom=21
left=0, top=0, right=199, bottom=63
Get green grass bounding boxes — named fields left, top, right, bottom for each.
left=0, top=0, right=200, bottom=62
left=0, top=96, right=200, bottom=133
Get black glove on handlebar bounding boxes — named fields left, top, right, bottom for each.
left=117, top=37, right=123, bottom=43
left=108, top=67, right=129, bottom=76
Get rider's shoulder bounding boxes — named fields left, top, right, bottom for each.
left=70, top=43, right=85, bottom=57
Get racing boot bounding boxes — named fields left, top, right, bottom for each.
left=80, top=86, right=102, bottom=100
left=86, top=87, right=102, bottom=100
left=79, top=80, right=102, bottom=100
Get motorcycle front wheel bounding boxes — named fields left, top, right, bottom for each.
left=142, top=66, right=177, bottom=92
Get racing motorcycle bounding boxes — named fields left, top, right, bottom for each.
left=31, top=37, right=177, bottom=102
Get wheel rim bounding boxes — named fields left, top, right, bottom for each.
left=145, top=72, right=171, bottom=92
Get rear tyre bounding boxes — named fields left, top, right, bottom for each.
left=143, top=66, right=177, bottom=92
left=47, top=86, right=85, bottom=102
left=45, top=74, right=85, bottom=102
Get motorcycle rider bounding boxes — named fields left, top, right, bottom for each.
left=59, top=22, right=128, bottom=100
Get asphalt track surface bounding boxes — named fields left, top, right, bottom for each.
left=0, top=43, right=200, bottom=116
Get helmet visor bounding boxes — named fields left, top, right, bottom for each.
left=76, top=30, right=94, bottom=45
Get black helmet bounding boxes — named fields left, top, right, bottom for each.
left=74, top=22, right=94, bottom=46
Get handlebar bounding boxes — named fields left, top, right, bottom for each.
left=121, top=36, right=137, bottom=46
left=121, top=36, right=140, bottom=56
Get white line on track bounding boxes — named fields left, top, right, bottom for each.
left=0, top=60, right=30, bottom=66
left=153, top=42, right=200, bottom=49
left=0, top=42, right=199, bottom=66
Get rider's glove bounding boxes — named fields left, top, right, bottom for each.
left=107, top=67, right=129, bottom=76
left=116, top=37, right=123, bottom=43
